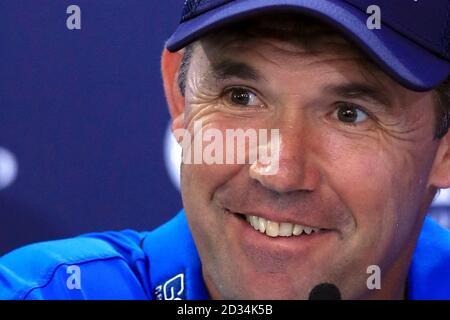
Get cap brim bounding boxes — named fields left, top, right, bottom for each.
left=166, top=0, right=450, bottom=91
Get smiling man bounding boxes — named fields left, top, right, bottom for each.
left=1, top=0, right=450, bottom=300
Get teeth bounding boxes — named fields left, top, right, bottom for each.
left=293, top=224, right=303, bottom=236
left=258, top=217, right=267, bottom=233
left=250, top=216, right=259, bottom=230
left=266, top=221, right=279, bottom=237
left=245, top=215, right=320, bottom=238
left=279, top=222, right=293, bottom=237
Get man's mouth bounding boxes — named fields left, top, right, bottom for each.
left=244, top=215, right=321, bottom=238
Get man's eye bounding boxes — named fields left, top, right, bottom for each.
left=334, top=103, right=369, bottom=124
left=225, top=88, right=264, bottom=108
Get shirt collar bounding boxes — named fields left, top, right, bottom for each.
left=142, top=209, right=210, bottom=300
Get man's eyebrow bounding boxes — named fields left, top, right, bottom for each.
left=208, top=59, right=265, bottom=82
left=324, top=82, right=393, bottom=107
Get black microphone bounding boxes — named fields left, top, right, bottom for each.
left=308, top=283, right=342, bottom=300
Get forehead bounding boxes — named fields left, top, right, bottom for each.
left=198, top=12, right=365, bottom=58
left=193, top=12, right=382, bottom=81
left=189, top=13, right=397, bottom=100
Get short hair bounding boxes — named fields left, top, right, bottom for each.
left=175, top=14, right=450, bottom=139
left=177, top=42, right=194, bottom=101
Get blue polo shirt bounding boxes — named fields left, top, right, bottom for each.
left=0, top=209, right=449, bottom=299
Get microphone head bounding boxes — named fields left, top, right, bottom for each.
left=308, top=283, right=342, bottom=300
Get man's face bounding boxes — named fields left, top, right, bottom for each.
left=177, top=19, right=440, bottom=299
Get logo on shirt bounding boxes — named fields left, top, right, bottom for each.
left=154, top=273, right=185, bottom=300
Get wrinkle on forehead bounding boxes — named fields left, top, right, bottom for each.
left=195, top=12, right=385, bottom=83
left=197, top=35, right=392, bottom=100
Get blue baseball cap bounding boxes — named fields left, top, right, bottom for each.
left=166, top=0, right=450, bottom=91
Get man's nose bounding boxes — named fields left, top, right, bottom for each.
left=249, top=118, right=321, bottom=194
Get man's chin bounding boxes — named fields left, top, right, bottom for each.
left=211, top=268, right=330, bottom=300
left=223, top=282, right=312, bottom=300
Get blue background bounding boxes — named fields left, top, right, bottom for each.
left=0, top=0, right=449, bottom=256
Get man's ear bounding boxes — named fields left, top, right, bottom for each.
left=429, top=132, right=450, bottom=188
left=161, top=48, right=185, bottom=132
